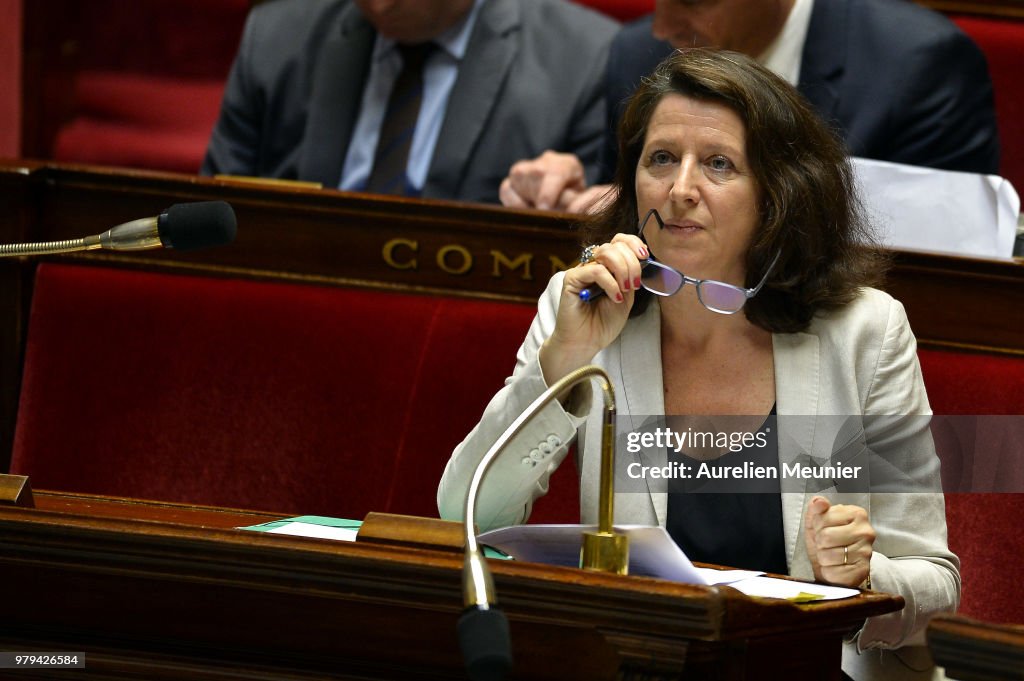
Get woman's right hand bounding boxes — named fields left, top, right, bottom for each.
left=539, top=234, right=649, bottom=384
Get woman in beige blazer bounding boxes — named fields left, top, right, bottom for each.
left=438, top=49, right=958, bottom=681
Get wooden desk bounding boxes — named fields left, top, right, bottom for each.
left=0, top=490, right=902, bottom=680
left=928, top=614, right=1024, bottom=681
left=2, top=161, right=1023, bottom=467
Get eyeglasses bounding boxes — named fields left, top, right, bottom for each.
left=635, top=209, right=780, bottom=314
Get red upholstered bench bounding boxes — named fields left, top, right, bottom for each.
left=52, top=72, right=227, bottom=175
left=571, top=0, right=653, bottom=22
left=10, top=263, right=1024, bottom=625
left=43, top=0, right=249, bottom=174
left=9, top=262, right=578, bottom=523
left=918, top=348, right=1024, bottom=625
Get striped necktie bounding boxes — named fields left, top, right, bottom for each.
left=366, top=43, right=433, bottom=196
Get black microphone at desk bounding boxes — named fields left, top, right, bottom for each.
left=0, top=201, right=237, bottom=257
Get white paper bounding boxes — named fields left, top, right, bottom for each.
left=694, top=567, right=764, bottom=585
left=852, top=157, right=1020, bottom=260
left=727, top=575, right=859, bottom=601
left=479, top=524, right=859, bottom=601
left=478, top=524, right=708, bottom=584
left=266, top=522, right=359, bottom=542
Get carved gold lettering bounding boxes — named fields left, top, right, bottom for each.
left=490, top=250, right=533, bottom=280
left=548, top=254, right=574, bottom=275
left=382, top=238, right=419, bottom=270
left=436, top=244, right=473, bottom=275
left=385, top=236, right=576, bottom=282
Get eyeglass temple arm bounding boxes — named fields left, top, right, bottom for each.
left=748, top=251, right=782, bottom=295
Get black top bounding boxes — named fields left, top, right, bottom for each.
left=666, top=408, right=788, bottom=575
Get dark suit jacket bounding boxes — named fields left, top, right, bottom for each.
left=202, top=0, right=618, bottom=203
left=600, top=0, right=1000, bottom=181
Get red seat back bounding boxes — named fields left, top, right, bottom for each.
left=569, top=0, right=652, bottom=22
left=919, top=348, right=1024, bottom=624
left=10, top=263, right=579, bottom=523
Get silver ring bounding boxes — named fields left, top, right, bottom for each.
left=843, top=545, right=849, bottom=565
left=579, top=244, right=597, bottom=265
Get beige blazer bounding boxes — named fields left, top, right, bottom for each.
left=439, top=273, right=959, bottom=681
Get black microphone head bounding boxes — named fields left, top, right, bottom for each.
left=158, top=201, right=237, bottom=251
left=458, top=607, right=512, bottom=681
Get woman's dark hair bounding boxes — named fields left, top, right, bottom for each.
left=584, top=48, right=888, bottom=333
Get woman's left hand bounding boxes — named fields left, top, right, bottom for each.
left=803, top=495, right=876, bottom=587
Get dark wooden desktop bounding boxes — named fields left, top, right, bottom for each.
left=0, top=489, right=901, bottom=680
left=928, top=614, right=1024, bottom=681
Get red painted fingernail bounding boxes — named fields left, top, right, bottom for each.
left=634, top=277, right=642, bottom=288
left=623, top=279, right=631, bottom=291
left=616, top=293, right=624, bottom=303
left=639, top=247, right=648, bottom=258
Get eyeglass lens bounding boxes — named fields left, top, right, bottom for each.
left=640, top=261, right=749, bottom=313
left=639, top=261, right=683, bottom=295
left=697, top=281, right=748, bottom=313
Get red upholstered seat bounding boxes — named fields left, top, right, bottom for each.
left=919, top=348, right=1024, bottom=624
left=570, top=0, right=653, bottom=22
left=919, top=348, right=1024, bottom=417
left=943, top=493, right=1022, bottom=624
left=52, top=72, right=226, bottom=174
left=10, top=263, right=579, bottom=523
left=53, top=118, right=218, bottom=176
left=42, top=0, right=248, bottom=173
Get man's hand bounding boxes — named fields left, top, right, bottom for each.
left=562, top=183, right=618, bottom=214
left=500, top=150, right=587, bottom=211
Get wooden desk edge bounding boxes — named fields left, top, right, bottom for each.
left=2, top=490, right=904, bottom=631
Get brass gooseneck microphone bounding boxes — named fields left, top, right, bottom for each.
left=459, top=364, right=628, bottom=681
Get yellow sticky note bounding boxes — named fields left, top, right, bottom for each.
left=788, top=591, right=826, bottom=603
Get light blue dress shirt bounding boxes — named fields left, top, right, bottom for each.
left=340, top=0, right=484, bottom=194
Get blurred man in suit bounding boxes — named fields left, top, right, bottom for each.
left=501, top=0, right=1000, bottom=212
left=202, top=0, right=617, bottom=204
